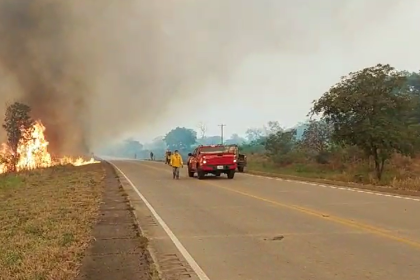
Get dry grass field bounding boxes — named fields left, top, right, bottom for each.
left=0, top=164, right=104, bottom=280
left=246, top=154, right=420, bottom=192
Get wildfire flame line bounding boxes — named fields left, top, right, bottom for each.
left=0, top=120, right=99, bottom=174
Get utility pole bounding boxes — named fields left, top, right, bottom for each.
left=218, top=124, right=226, bottom=144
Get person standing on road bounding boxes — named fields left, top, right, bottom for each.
left=150, top=151, right=154, bottom=161
left=169, top=150, right=183, bottom=179
left=165, top=150, right=172, bottom=164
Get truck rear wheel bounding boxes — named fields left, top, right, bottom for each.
left=227, top=170, right=235, bottom=179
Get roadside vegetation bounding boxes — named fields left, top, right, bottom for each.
left=241, top=65, right=420, bottom=190
left=100, top=64, right=420, bottom=190
left=0, top=102, right=105, bottom=279
left=0, top=164, right=104, bottom=280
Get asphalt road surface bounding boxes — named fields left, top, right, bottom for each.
left=108, top=159, right=420, bottom=280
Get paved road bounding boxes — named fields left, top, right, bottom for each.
left=109, top=159, right=420, bottom=280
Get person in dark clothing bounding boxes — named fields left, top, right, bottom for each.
left=165, top=150, right=172, bottom=164
left=150, top=151, right=154, bottom=161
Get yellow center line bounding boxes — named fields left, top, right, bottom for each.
left=131, top=161, right=420, bottom=249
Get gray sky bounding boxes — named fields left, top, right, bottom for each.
left=129, top=0, right=420, bottom=142
left=1, top=0, right=418, bottom=150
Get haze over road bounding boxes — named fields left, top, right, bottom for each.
left=109, top=159, right=420, bottom=280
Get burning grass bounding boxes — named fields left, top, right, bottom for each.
left=0, top=120, right=99, bottom=174
left=0, top=163, right=105, bottom=280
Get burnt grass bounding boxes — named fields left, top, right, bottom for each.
left=76, top=161, right=156, bottom=280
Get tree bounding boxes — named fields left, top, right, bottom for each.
left=245, top=128, right=264, bottom=142
left=301, top=120, right=333, bottom=153
left=294, top=122, right=309, bottom=140
left=197, top=122, right=207, bottom=140
left=164, top=127, right=197, bottom=151
left=300, top=119, right=333, bottom=164
left=225, top=133, right=246, bottom=145
left=311, top=64, right=416, bottom=180
left=264, top=121, right=282, bottom=135
left=141, top=136, right=167, bottom=159
left=2, top=102, right=34, bottom=172
left=148, top=136, right=166, bottom=150
left=201, top=135, right=221, bottom=145
left=402, top=71, right=420, bottom=94
left=265, top=129, right=297, bottom=162
left=404, top=72, right=420, bottom=135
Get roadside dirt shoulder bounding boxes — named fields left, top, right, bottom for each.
left=76, top=162, right=157, bottom=280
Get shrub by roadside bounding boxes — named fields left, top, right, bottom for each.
left=246, top=154, right=420, bottom=192
left=0, top=164, right=104, bottom=280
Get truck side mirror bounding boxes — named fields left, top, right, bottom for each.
left=188, top=153, right=192, bottom=157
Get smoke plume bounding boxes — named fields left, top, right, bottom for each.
left=0, top=0, right=403, bottom=154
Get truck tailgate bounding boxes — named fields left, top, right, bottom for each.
left=203, top=154, right=235, bottom=165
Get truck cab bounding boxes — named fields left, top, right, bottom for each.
left=187, top=145, right=237, bottom=179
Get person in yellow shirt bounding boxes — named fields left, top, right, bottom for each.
left=170, top=150, right=183, bottom=179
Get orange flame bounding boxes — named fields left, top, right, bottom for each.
left=0, top=120, right=99, bottom=174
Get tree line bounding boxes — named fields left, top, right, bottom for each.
left=104, top=63, right=420, bottom=185
left=246, top=64, right=420, bottom=184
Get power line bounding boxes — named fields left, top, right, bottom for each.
left=218, top=124, right=226, bottom=144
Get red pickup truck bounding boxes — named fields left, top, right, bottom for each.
left=187, top=145, right=237, bottom=179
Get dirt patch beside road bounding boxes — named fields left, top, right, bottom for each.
left=76, top=161, right=157, bottom=280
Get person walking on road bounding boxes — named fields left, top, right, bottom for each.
left=169, top=150, right=183, bottom=179
left=150, top=151, right=154, bottom=161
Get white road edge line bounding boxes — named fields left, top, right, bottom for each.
left=244, top=173, right=420, bottom=202
left=135, top=160, right=420, bottom=202
left=109, top=161, right=211, bottom=280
